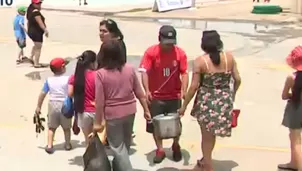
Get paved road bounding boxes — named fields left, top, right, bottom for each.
left=0, top=7, right=302, bottom=171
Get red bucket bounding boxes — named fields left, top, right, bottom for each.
left=231, top=109, right=240, bottom=128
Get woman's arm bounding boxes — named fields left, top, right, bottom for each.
left=282, top=75, right=294, bottom=100
left=231, top=58, right=241, bottom=101
left=94, top=71, right=106, bottom=132
left=133, top=68, right=150, bottom=114
left=68, top=85, right=74, bottom=97
left=182, top=57, right=202, bottom=109
left=33, top=10, right=46, bottom=31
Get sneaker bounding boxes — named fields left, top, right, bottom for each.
left=153, top=149, right=166, bottom=163
left=172, top=143, right=182, bottom=162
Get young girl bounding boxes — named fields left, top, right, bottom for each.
left=68, top=50, right=106, bottom=146
left=278, top=46, right=302, bottom=171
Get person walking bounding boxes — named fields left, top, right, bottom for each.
left=91, top=40, right=150, bottom=171
left=79, top=0, right=88, bottom=5
left=35, top=58, right=72, bottom=154
left=138, top=25, right=189, bottom=164
left=68, top=50, right=97, bottom=146
left=278, top=46, right=302, bottom=171
left=26, top=0, right=49, bottom=68
left=178, top=30, right=241, bottom=171
left=97, top=18, right=131, bottom=143
left=13, top=6, right=27, bottom=64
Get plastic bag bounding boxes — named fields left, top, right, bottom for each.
left=83, top=134, right=111, bottom=171
left=61, top=97, right=74, bottom=118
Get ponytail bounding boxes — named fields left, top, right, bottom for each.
left=73, top=56, right=86, bottom=113
left=73, top=51, right=96, bottom=113
left=292, top=71, right=302, bottom=107
left=209, top=51, right=221, bottom=65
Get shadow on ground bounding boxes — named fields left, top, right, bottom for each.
left=145, top=148, right=191, bottom=167
left=68, top=147, right=137, bottom=167
left=156, top=159, right=238, bottom=171
left=37, top=140, right=85, bottom=151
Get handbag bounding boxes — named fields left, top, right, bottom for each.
left=61, top=97, right=74, bottom=118
left=231, top=109, right=240, bottom=128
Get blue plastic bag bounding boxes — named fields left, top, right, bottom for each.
left=61, top=97, right=74, bottom=118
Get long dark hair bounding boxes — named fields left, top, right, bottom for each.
left=74, top=50, right=96, bottom=113
left=97, top=40, right=125, bottom=71
left=291, top=71, right=302, bottom=107
left=99, top=19, right=127, bottom=63
left=201, top=30, right=223, bottom=65
left=26, top=4, right=34, bottom=20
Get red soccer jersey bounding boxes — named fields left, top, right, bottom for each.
left=138, top=44, right=188, bottom=100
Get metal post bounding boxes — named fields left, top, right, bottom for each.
left=191, top=0, right=196, bottom=8
left=189, top=0, right=196, bottom=10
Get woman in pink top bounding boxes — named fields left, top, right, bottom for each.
left=92, top=40, right=150, bottom=171
left=68, top=50, right=98, bottom=146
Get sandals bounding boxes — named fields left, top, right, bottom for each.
left=278, top=163, right=298, bottom=171
left=197, top=158, right=204, bottom=167
left=45, top=146, right=54, bottom=154
left=33, top=64, right=48, bottom=68
left=64, top=143, right=73, bottom=151
left=16, top=59, right=23, bottom=64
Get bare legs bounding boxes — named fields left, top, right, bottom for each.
left=79, top=0, right=87, bottom=5
left=289, top=129, right=302, bottom=170
left=47, top=128, right=55, bottom=149
left=18, top=48, right=24, bottom=60
left=199, top=125, right=216, bottom=171
left=45, top=127, right=72, bottom=154
left=30, top=42, right=43, bottom=66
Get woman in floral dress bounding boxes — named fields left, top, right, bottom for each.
left=179, top=30, right=241, bottom=171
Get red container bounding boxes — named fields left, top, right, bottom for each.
left=231, top=109, right=241, bottom=128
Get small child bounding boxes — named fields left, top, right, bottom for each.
left=13, top=6, right=27, bottom=64
left=35, top=58, right=72, bottom=154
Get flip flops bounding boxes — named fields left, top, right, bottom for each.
left=33, top=64, right=48, bottom=68
left=278, top=164, right=298, bottom=171
left=45, top=146, right=54, bottom=154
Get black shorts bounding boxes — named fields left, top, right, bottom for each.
left=146, top=99, right=182, bottom=134
left=16, top=38, right=26, bottom=49
left=28, top=31, right=43, bottom=43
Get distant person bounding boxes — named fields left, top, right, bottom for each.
left=91, top=40, right=150, bottom=170
left=79, top=0, right=88, bottom=5
left=138, top=25, right=189, bottom=164
left=178, top=30, right=241, bottom=171
left=13, top=6, right=27, bottom=64
left=26, top=0, right=49, bottom=68
left=278, top=46, right=302, bottom=171
left=35, top=58, right=72, bottom=154
left=68, top=50, right=97, bottom=146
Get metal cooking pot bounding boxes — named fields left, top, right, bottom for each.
left=152, top=113, right=181, bottom=139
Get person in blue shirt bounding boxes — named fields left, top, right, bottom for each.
left=13, top=6, right=27, bottom=64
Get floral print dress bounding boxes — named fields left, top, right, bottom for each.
left=191, top=61, right=234, bottom=137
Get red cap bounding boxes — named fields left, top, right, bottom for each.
left=50, top=58, right=65, bottom=69
left=32, top=0, right=42, bottom=4
left=286, top=46, right=302, bottom=71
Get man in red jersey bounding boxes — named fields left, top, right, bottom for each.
left=138, top=25, right=188, bottom=164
